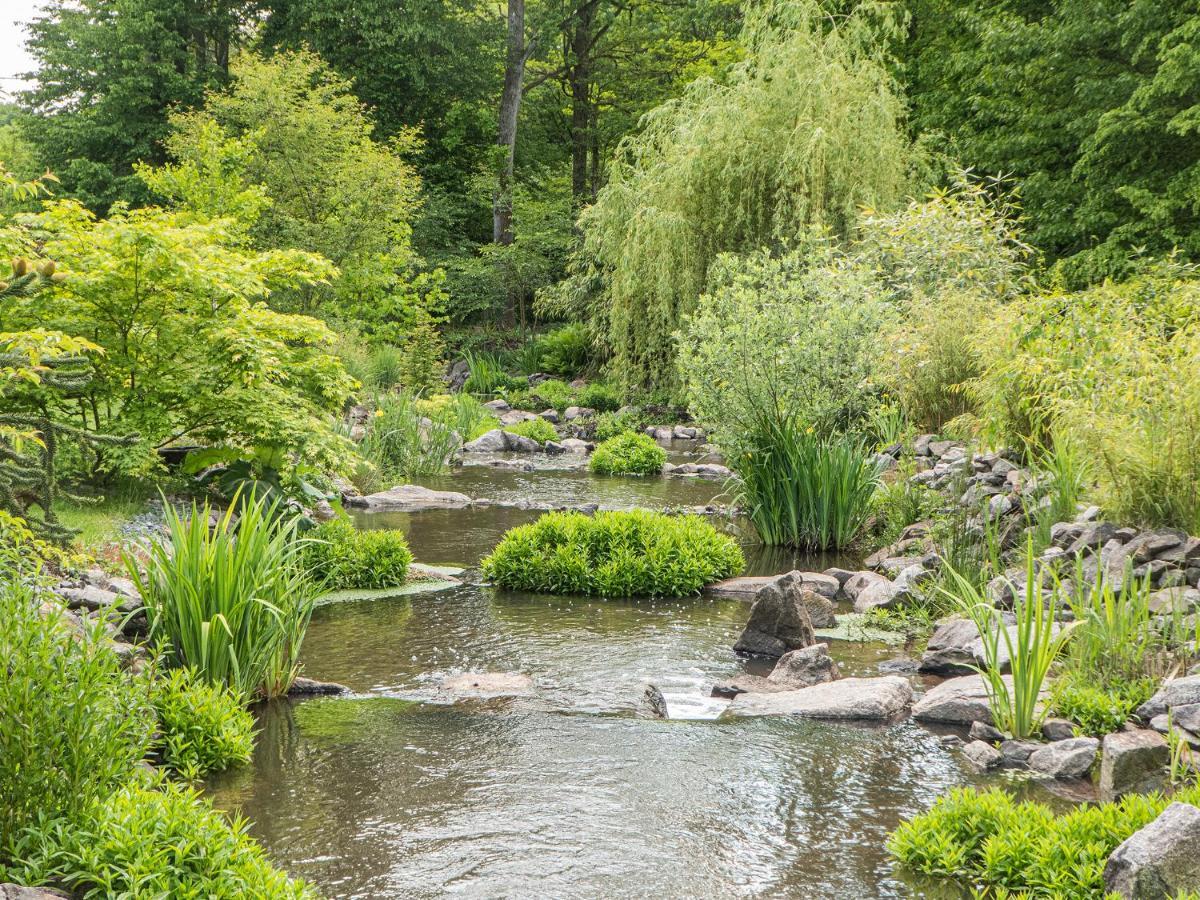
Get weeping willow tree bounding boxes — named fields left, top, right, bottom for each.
left=568, top=0, right=918, bottom=393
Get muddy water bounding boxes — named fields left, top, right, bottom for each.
left=207, top=463, right=982, bottom=898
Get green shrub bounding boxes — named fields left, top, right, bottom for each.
left=536, top=322, right=591, bottom=376
left=730, top=415, right=881, bottom=549
left=304, top=517, right=412, bottom=590
left=594, top=409, right=648, bottom=442
left=7, top=781, right=314, bottom=898
left=888, top=786, right=1195, bottom=896
left=481, top=509, right=745, bottom=598
left=1052, top=674, right=1155, bottom=737
left=530, top=378, right=574, bottom=411
left=589, top=432, right=666, bottom=476
left=150, top=668, right=256, bottom=779
left=506, top=416, right=558, bottom=444
left=127, top=494, right=316, bottom=701
left=575, top=381, right=621, bottom=412
left=0, top=570, right=155, bottom=855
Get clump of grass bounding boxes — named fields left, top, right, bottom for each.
left=149, top=667, right=256, bottom=779
left=302, top=517, right=412, bottom=591
left=729, top=413, right=881, bottom=550
left=358, top=391, right=462, bottom=479
left=126, top=493, right=316, bottom=701
left=463, top=349, right=522, bottom=394
left=506, top=416, right=558, bottom=444
left=589, top=432, right=666, bottom=476
left=481, top=509, right=744, bottom=598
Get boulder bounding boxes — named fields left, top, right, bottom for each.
left=0, top=886, right=70, bottom=900
left=462, top=428, right=511, bottom=452
left=919, top=618, right=984, bottom=675
left=1148, top=587, right=1200, bottom=616
left=499, top=409, right=538, bottom=426
left=799, top=572, right=840, bottom=600
left=1099, top=730, right=1169, bottom=801
left=853, top=577, right=900, bottom=613
left=538, top=409, right=560, bottom=423
left=1171, top=703, right=1200, bottom=734
left=56, top=584, right=139, bottom=614
left=710, top=674, right=792, bottom=697
left=799, top=589, right=837, bottom=628
left=564, top=406, right=596, bottom=421
left=999, top=739, right=1042, bottom=769
left=913, top=674, right=1027, bottom=725
left=1104, top=802, right=1200, bottom=898
left=559, top=438, right=592, bottom=453
left=962, top=740, right=1002, bottom=772
left=439, top=672, right=534, bottom=700
left=347, top=484, right=473, bottom=512
left=1042, top=718, right=1077, bottom=742
left=1137, top=676, right=1200, bottom=721
left=767, top=643, right=840, bottom=689
left=483, top=399, right=510, bottom=412
left=1027, top=736, right=1099, bottom=779
left=724, top=676, right=913, bottom=720
left=969, top=720, right=1006, bottom=744
left=733, top=571, right=816, bottom=657
left=288, top=676, right=351, bottom=696
left=843, top=570, right=892, bottom=602
left=505, top=433, right=542, bottom=453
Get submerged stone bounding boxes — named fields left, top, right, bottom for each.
left=723, top=676, right=913, bottom=720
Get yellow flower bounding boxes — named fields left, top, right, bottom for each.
left=374, top=409, right=384, bottom=418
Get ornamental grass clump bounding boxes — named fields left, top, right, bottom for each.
left=481, top=509, right=744, bottom=598
left=589, top=432, right=667, bottom=476
left=730, top=414, right=882, bottom=550
left=126, top=493, right=316, bottom=701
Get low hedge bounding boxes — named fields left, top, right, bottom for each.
left=480, top=509, right=744, bottom=597
left=304, top=517, right=412, bottom=590
left=589, top=432, right=666, bottom=476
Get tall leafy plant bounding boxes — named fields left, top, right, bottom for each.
left=126, top=493, right=316, bottom=700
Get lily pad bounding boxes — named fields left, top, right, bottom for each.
left=814, top=612, right=907, bottom=646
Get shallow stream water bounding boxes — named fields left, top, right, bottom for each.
left=207, top=455, right=987, bottom=898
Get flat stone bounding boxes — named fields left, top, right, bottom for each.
left=913, top=674, right=1030, bottom=725
left=962, top=740, right=1002, bottom=772
left=56, top=584, right=139, bottom=614
left=724, top=676, right=913, bottom=720
left=1100, top=730, right=1168, bottom=801
left=1028, top=736, right=1099, bottom=779
left=767, top=643, right=840, bottom=689
left=707, top=575, right=775, bottom=599
left=733, top=572, right=817, bottom=657
left=347, top=484, right=473, bottom=511
left=439, top=672, right=534, bottom=699
left=1137, top=676, right=1200, bottom=720
left=288, top=676, right=351, bottom=696
left=499, top=409, right=538, bottom=426
left=1104, top=802, right=1200, bottom=898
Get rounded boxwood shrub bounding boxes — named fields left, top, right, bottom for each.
left=150, top=668, right=256, bottom=779
left=303, top=518, right=412, bottom=590
left=480, top=509, right=744, bottom=597
left=589, top=432, right=666, bottom=476
left=506, top=416, right=558, bottom=444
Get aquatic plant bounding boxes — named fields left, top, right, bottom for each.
left=358, top=391, right=462, bottom=478
left=481, top=509, right=744, bottom=598
left=126, top=493, right=316, bottom=700
left=303, top=517, right=412, bottom=591
left=589, top=432, right=666, bottom=476
left=729, top=415, right=881, bottom=550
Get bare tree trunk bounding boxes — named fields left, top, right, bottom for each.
left=569, top=2, right=595, bottom=203
left=494, top=0, right=527, bottom=247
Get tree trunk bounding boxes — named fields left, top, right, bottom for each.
left=569, top=2, right=595, bottom=203
left=494, top=0, right=527, bottom=246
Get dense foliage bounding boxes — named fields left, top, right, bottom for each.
left=481, top=509, right=744, bottom=597
left=304, top=517, right=413, bottom=591
left=589, top=432, right=666, bottom=476
left=149, top=668, right=256, bottom=780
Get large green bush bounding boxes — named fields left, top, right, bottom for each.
left=506, top=416, right=558, bottom=444
left=0, top=568, right=155, bottom=855
left=8, top=782, right=314, bottom=899
left=149, top=668, right=256, bottom=780
left=127, top=494, right=316, bottom=701
left=304, top=517, right=413, bottom=590
left=589, top=432, right=667, bottom=476
left=888, top=786, right=1199, bottom=897
left=481, top=509, right=744, bottom=598
left=535, top=323, right=591, bottom=376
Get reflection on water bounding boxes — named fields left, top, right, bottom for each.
left=208, top=466, right=969, bottom=898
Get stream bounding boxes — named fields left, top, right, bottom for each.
left=206, top=451, right=988, bottom=898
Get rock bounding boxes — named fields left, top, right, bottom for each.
left=1148, top=587, right=1200, bottom=616
left=1042, top=718, right=1077, bottom=742
left=538, top=408, right=560, bottom=423
left=1099, top=730, right=1169, bottom=801
left=853, top=578, right=899, bottom=613
left=707, top=575, right=775, bottom=599
left=505, top=433, right=542, bottom=453
left=969, top=720, right=1006, bottom=743
left=767, top=643, right=840, bottom=689
left=559, top=438, right=592, bottom=453
left=823, top=567, right=855, bottom=589
left=724, top=676, right=913, bottom=720
left=663, top=462, right=733, bottom=479
left=733, top=571, right=816, bottom=657
left=446, top=358, right=470, bottom=391
left=543, top=440, right=567, bottom=455
left=913, top=433, right=936, bottom=456
left=1137, top=676, right=1200, bottom=721
left=1027, top=736, right=1099, bottom=779
left=919, top=618, right=984, bottom=675
left=483, top=399, right=510, bottom=412
left=462, top=428, right=511, bottom=452
left=929, top=439, right=962, bottom=457
left=913, top=674, right=1034, bottom=725
left=347, top=484, right=473, bottom=511
left=1066, top=522, right=1118, bottom=556
left=644, top=684, right=669, bottom=718
left=1157, top=537, right=1200, bottom=565
left=710, top=674, right=792, bottom=697
left=0, top=886, right=71, bottom=900
left=56, top=584, right=138, bottom=614
left=962, top=740, right=1003, bottom=772
left=877, top=657, right=919, bottom=674
left=842, top=569, right=893, bottom=601
left=439, top=672, right=534, bottom=699
left=1104, top=802, right=1200, bottom=899
left=564, top=406, right=596, bottom=421
left=499, top=409, right=538, bottom=426
left=289, top=676, right=351, bottom=696
left=999, top=739, right=1042, bottom=768
left=799, top=589, right=837, bottom=628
